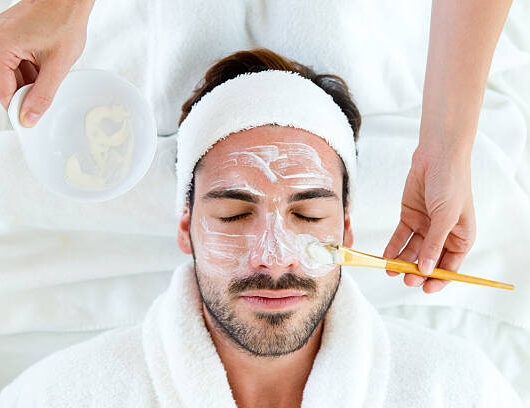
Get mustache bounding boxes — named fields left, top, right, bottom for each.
left=228, top=273, right=317, bottom=296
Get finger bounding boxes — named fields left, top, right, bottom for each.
left=401, top=233, right=425, bottom=286
left=418, top=215, right=455, bottom=276
left=399, top=231, right=424, bottom=261
left=384, top=221, right=412, bottom=277
left=19, top=56, right=69, bottom=128
left=438, top=248, right=465, bottom=273
left=0, top=64, right=18, bottom=111
left=398, top=233, right=428, bottom=287
left=422, top=249, right=461, bottom=293
left=422, top=278, right=450, bottom=293
left=18, top=60, right=38, bottom=84
left=400, top=204, right=431, bottom=238
left=404, top=273, right=427, bottom=287
left=384, top=220, right=413, bottom=258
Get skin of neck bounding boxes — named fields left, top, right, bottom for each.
left=202, top=302, right=324, bottom=408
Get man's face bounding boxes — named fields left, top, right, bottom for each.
left=178, top=125, right=353, bottom=357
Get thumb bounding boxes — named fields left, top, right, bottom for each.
left=19, top=58, right=69, bottom=128
left=418, top=216, right=453, bottom=275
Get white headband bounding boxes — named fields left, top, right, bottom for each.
left=175, top=70, right=357, bottom=219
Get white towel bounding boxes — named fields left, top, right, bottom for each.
left=0, top=262, right=522, bottom=407
left=1, top=0, right=530, bottom=388
left=0, top=0, right=527, bottom=308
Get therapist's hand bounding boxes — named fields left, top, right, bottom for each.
left=381, top=0, right=511, bottom=293
left=383, top=145, right=476, bottom=293
left=0, top=0, right=94, bottom=127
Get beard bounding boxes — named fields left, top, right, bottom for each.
left=193, top=260, right=341, bottom=358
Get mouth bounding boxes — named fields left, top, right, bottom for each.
left=240, top=290, right=308, bottom=311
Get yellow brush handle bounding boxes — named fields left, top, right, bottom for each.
left=384, top=258, right=514, bottom=290
left=333, top=246, right=514, bottom=291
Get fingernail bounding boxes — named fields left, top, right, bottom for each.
left=420, top=259, right=435, bottom=276
left=20, top=111, right=40, bottom=128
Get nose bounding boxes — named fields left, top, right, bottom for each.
left=248, top=212, right=300, bottom=278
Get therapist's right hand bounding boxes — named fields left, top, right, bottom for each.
left=0, top=0, right=94, bottom=127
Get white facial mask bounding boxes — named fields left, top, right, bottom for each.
left=193, top=142, right=342, bottom=279
left=196, top=210, right=336, bottom=278
left=208, top=178, right=265, bottom=197
left=222, top=142, right=333, bottom=190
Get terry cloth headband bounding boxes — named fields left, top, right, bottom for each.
left=175, top=69, right=357, bottom=219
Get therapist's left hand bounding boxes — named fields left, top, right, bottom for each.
left=383, top=144, right=477, bottom=293
left=0, top=0, right=93, bottom=126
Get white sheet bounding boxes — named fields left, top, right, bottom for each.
left=1, top=262, right=523, bottom=407
left=379, top=305, right=530, bottom=404
left=1, top=0, right=529, bottom=401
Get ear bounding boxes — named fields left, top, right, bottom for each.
left=343, top=205, right=354, bottom=248
left=177, top=206, right=193, bottom=255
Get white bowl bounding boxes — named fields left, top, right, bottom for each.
left=7, top=69, right=157, bottom=202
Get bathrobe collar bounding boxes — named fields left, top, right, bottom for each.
left=142, top=261, right=391, bottom=408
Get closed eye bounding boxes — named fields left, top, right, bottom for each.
left=219, top=213, right=322, bottom=223
left=219, top=213, right=251, bottom=223
left=294, top=213, right=322, bottom=223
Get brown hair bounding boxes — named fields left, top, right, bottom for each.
left=179, top=48, right=361, bottom=142
left=181, top=48, right=361, bottom=213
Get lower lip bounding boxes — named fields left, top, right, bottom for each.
left=241, top=295, right=307, bottom=310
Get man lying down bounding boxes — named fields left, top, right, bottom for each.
left=0, top=49, right=521, bottom=408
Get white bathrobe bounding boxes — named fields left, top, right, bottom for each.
left=0, top=262, right=521, bottom=408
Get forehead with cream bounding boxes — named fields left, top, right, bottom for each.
left=190, top=125, right=347, bottom=206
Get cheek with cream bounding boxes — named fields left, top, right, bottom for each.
left=191, top=142, right=344, bottom=279
left=194, top=211, right=338, bottom=279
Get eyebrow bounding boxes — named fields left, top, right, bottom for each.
left=288, top=188, right=338, bottom=203
left=202, top=187, right=338, bottom=204
left=202, top=189, right=260, bottom=203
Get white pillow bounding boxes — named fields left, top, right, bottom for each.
left=1, top=0, right=529, bottom=331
